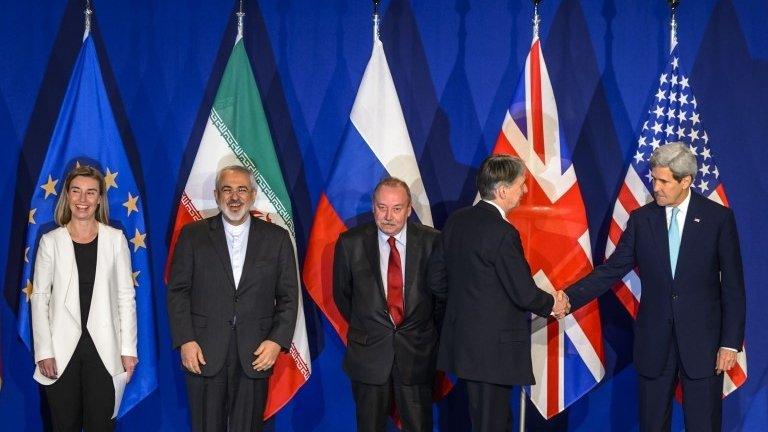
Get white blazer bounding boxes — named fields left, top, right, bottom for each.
left=31, top=223, right=138, bottom=385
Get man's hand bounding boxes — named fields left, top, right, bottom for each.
left=122, top=356, right=139, bottom=382
left=181, top=341, right=206, bottom=374
left=38, top=358, right=58, bottom=379
left=552, top=291, right=571, bottom=319
left=715, top=348, right=737, bottom=375
left=252, top=340, right=281, bottom=371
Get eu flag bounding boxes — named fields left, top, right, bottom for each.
left=16, top=34, right=157, bottom=417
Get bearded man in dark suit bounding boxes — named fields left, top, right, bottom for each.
left=168, top=165, right=298, bottom=432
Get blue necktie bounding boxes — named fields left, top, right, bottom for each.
left=668, top=207, right=681, bottom=276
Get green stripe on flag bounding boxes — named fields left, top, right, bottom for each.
left=210, top=39, right=294, bottom=235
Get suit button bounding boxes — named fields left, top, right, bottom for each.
left=234, top=295, right=239, bottom=302
left=671, top=293, right=678, bottom=300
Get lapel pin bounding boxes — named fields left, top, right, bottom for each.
left=694, top=218, right=701, bottom=223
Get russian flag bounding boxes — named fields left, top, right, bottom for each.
left=303, top=19, right=433, bottom=342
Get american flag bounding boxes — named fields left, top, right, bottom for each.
left=607, top=42, right=747, bottom=396
left=493, top=35, right=605, bottom=419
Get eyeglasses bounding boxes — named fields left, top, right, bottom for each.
left=219, top=186, right=252, bottom=196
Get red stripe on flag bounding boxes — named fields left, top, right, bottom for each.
left=529, top=40, right=545, bottom=161
left=608, top=219, right=624, bottom=248
left=572, top=300, right=605, bottom=363
left=303, top=194, right=350, bottom=340
left=165, top=192, right=205, bottom=283
left=612, top=283, right=639, bottom=318
left=546, top=318, right=559, bottom=418
left=727, top=362, right=747, bottom=388
left=265, top=344, right=310, bottom=419
left=617, top=183, right=641, bottom=215
left=715, top=184, right=730, bottom=208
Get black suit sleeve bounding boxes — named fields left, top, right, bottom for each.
left=268, top=230, right=299, bottom=351
left=167, top=225, right=195, bottom=349
left=332, top=236, right=352, bottom=322
left=718, top=209, right=746, bottom=350
left=427, top=234, right=448, bottom=330
left=496, top=230, right=554, bottom=317
left=567, top=212, right=639, bottom=311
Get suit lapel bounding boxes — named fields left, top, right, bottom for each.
left=363, top=225, right=387, bottom=305
left=649, top=204, right=674, bottom=281
left=59, top=227, right=81, bottom=327
left=675, top=192, right=701, bottom=281
left=404, top=222, right=421, bottom=318
left=237, top=216, right=261, bottom=292
left=208, top=215, right=236, bottom=291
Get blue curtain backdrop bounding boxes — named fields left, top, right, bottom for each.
left=1, top=0, right=766, bottom=430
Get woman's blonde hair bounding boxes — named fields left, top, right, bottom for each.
left=53, top=165, right=109, bottom=226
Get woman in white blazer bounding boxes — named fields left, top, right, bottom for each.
left=31, top=165, right=138, bottom=431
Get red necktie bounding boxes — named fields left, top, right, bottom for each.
left=387, top=236, right=404, bottom=326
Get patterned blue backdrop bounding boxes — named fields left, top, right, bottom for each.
left=1, top=0, right=766, bottom=430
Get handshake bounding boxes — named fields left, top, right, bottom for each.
left=551, top=290, right=571, bottom=319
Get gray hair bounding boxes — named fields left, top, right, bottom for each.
left=476, top=154, right=526, bottom=200
left=372, top=177, right=412, bottom=205
left=649, top=142, right=697, bottom=181
left=215, top=165, right=259, bottom=191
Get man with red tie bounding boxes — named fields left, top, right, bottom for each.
left=333, top=177, right=444, bottom=432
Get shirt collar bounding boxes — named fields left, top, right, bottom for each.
left=667, top=189, right=691, bottom=215
left=223, top=215, right=250, bottom=235
left=482, top=199, right=507, bottom=219
left=378, top=222, right=408, bottom=246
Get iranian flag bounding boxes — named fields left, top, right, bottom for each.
left=166, top=29, right=311, bottom=418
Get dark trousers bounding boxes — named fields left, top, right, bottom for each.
left=638, top=334, right=724, bottom=432
left=465, top=380, right=512, bottom=432
left=185, top=329, right=267, bottom=432
left=44, top=334, right=115, bottom=432
left=351, top=363, right=433, bottom=432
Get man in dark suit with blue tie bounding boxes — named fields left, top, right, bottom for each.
left=566, top=143, right=745, bottom=432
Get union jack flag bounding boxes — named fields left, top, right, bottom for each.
left=606, top=41, right=747, bottom=396
left=492, top=35, right=605, bottom=419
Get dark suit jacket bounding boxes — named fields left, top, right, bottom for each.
left=567, top=191, right=745, bottom=379
left=167, top=214, right=298, bottom=379
left=435, top=201, right=554, bottom=386
left=333, top=221, right=443, bottom=385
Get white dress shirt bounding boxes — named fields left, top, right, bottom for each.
left=223, top=217, right=251, bottom=288
left=378, top=224, right=407, bottom=301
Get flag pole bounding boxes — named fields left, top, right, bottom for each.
left=519, top=0, right=542, bottom=425
left=236, top=0, right=245, bottom=40
left=668, top=0, right=680, bottom=52
left=83, top=0, right=92, bottom=40
left=372, top=0, right=381, bottom=43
